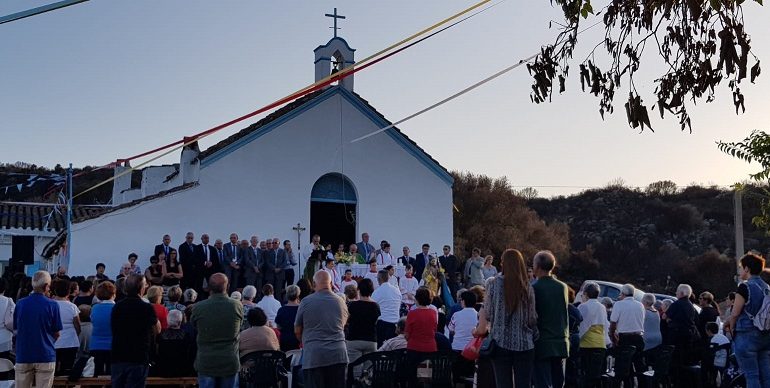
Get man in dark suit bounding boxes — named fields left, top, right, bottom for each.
left=245, top=236, right=263, bottom=292
left=222, top=233, right=241, bottom=293
left=178, top=232, right=201, bottom=290
left=263, top=238, right=281, bottom=289
left=414, top=243, right=431, bottom=282
left=439, top=245, right=459, bottom=298
left=398, top=246, right=415, bottom=267
left=241, top=239, right=261, bottom=291
left=356, top=233, right=376, bottom=263
left=270, top=238, right=287, bottom=297
left=196, top=233, right=219, bottom=287
left=154, top=234, right=172, bottom=258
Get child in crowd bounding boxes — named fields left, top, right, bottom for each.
left=340, top=269, right=357, bottom=291
left=706, top=321, right=730, bottom=368
left=400, top=265, right=419, bottom=309
left=385, top=265, right=399, bottom=287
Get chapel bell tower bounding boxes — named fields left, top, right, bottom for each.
left=314, top=8, right=355, bottom=91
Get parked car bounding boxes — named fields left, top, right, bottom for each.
left=653, top=293, right=676, bottom=302
left=652, top=293, right=701, bottom=313
left=575, top=280, right=646, bottom=302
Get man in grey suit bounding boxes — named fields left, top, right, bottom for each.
left=356, top=232, right=376, bottom=263
left=245, top=236, right=263, bottom=293
left=222, top=233, right=241, bottom=292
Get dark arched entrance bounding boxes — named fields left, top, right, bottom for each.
left=310, top=173, right=357, bottom=250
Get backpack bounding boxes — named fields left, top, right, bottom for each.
left=746, top=280, right=770, bottom=331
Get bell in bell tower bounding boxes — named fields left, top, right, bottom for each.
left=314, top=8, right=355, bottom=91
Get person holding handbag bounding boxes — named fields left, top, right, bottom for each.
left=474, top=249, right=538, bottom=388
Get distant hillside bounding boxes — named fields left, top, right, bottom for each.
left=529, top=184, right=767, bottom=297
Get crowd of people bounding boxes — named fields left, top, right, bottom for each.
left=1, top=229, right=769, bottom=388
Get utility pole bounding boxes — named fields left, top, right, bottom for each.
left=735, top=189, right=744, bottom=279
left=65, top=163, right=73, bottom=272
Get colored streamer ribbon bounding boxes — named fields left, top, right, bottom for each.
left=72, top=0, right=493, bottom=200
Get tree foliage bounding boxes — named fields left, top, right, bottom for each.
left=718, top=130, right=770, bottom=233
left=718, top=130, right=770, bottom=180
left=646, top=180, right=679, bottom=196
left=452, top=172, right=570, bottom=263
left=529, top=0, right=762, bottom=131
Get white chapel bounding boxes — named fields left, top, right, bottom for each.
left=58, top=34, right=454, bottom=276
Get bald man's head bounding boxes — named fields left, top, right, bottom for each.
left=209, top=273, right=228, bottom=294
left=313, top=270, right=331, bottom=291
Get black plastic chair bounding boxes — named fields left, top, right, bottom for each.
left=386, top=349, right=409, bottom=388
left=603, top=346, right=637, bottom=388
left=578, top=348, right=606, bottom=388
left=346, top=351, right=400, bottom=388
left=424, top=351, right=456, bottom=388
left=642, top=345, right=674, bottom=388
left=240, top=350, right=288, bottom=388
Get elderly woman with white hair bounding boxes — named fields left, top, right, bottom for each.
left=182, top=288, right=197, bottom=306
left=240, top=285, right=258, bottom=330
left=641, top=293, right=662, bottom=351
left=154, top=310, right=195, bottom=377
left=274, top=285, right=302, bottom=351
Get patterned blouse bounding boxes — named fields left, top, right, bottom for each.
left=484, top=275, right=538, bottom=351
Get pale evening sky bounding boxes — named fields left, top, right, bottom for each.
left=0, top=1, right=765, bottom=197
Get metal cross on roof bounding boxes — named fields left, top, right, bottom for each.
left=325, top=7, right=346, bottom=38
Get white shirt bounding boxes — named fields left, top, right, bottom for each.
left=340, top=279, right=357, bottom=291
left=610, top=297, right=646, bottom=334
left=364, top=272, right=380, bottom=289
left=371, top=283, right=402, bottom=323
left=388, top=274, right=399, bottom=288
left=577, top=298, right=609, bottom=339
left=55, top=299, right=80, bottom=349
left=711, top=333, right=730, bottom=367
left=377, top=252, right=395, bottom=265
left=448, top=307, right=478, bottom=351
left=400, top=276, right=419, bottom=305
left=256, top=295, right=282, bottom=325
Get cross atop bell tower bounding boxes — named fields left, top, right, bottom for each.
left=325, top=8, right=346, bottom=38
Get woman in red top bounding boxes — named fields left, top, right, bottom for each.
left=403, top=287, right=438, bottom=387
left=147, top=285, right=169, bottom=330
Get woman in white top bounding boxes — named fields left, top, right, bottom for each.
left=255, top=284, right=282, bottom=326
left=52, top=278, right=81, bottom=375
left=0, top=279, right=15, bottom=359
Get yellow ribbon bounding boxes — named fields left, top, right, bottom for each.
left=72, top=0, right=491, bottom=200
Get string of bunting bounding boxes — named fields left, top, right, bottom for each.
left=71, top=0, right=494, bottom=200
left=0, top=174, right=66, bottom=194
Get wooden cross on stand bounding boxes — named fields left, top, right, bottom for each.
left=293, top=223, right=306, bottom=274
left=325, top=8, right=346, bottom=38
